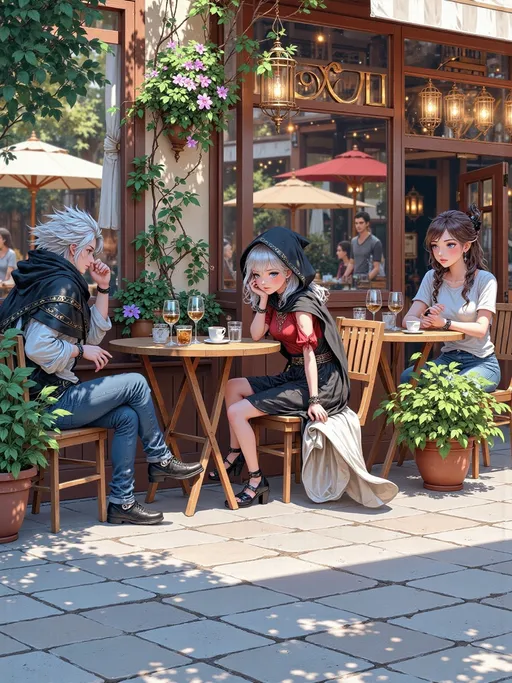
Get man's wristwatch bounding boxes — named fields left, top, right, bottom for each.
left=442, top=319, right=452, bottom=331
left=75, top=343, right=84, bottom=362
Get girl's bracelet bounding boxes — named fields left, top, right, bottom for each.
left=308, top=395, right=320, bottom=405
left=253, top=304, right=267, bottom=314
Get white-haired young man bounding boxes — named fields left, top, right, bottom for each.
left=0, top=206, right=203, bottom=525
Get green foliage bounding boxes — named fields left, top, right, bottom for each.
left=0, top=329, right=71, bottom=478
left=375, top=360, right=510, bottom=459
left=224, top=169, right=287, bottom=236
left=0, top=0, right=108, bottom=153
left=113, top=272, right=171, bottom=336
left=175, top=289, right=223, bottom=334
left=306, top=234, right=338, bottom=277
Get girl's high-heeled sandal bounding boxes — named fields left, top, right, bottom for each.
left=208, top=447, right=244, bottom=482
left=225, top=468, right=269, bottom=509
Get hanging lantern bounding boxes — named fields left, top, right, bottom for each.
left=505, top=91, right=512, bottom=135
left=259, top=8, right=297, bottom=133
left=445, top=83, right=465, bottom=138
left=419, top=79, right=442, bottom=135
left=405, top=187, right=424, bottom=220
left=474, top=86, right=495, bottom=134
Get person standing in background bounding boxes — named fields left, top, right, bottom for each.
left=336, top=240, right=351, bottom=281
left=0, top=228, right=16, bottom=287
left=342, top=211, right=382, bottom=283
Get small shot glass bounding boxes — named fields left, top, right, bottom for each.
left=382, top=312, right=395, bottom=331
left=152, top=323, right=169, bottom=345
left=352, top=307, right=366, bottom=320
left=176, top=325, right=193, bottom=346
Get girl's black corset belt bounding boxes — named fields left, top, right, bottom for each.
left=291, top=352, right=333, bottom=366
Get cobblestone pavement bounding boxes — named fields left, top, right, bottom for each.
left=1, top=441, right=512, bottom=683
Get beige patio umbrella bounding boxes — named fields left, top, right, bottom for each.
left=0, top=132, right=103, bottom=246
left=224, top=175, right=372, bottom=231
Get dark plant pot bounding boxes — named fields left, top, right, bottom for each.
left=0, top=466, right=37, bottom=544
left=415, top=439, right=473, bottom=492
left=131, top=319, right=154, bottom=338
left=163, top=124, right=189, bottom=161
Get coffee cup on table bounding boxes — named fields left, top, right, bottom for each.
left=208, top=326, right=226, bottom=342
left=405, top=319, right=421, bottom=332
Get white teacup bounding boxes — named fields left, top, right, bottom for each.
left=208, top=326, right=226, bottom=342
left=406, top=319, right=421, bottom=332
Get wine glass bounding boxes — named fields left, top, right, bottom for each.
left=388, top=291, right=404, bottom=331
left=187, top=295, right=204, bottom=344
left=162, top=300, right=180, bottom=346
left=366, top=289, right=382, bottom=321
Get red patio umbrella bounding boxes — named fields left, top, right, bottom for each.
left=278, top=145, right=387, bottom=229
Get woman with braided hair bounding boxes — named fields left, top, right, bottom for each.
left=401, top=205, right=500, bottom=391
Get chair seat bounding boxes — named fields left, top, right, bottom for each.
left=253, top=415, right=302, bottom=433
left=492, top=388, right=512, bottom=402
left=52, top=427, right=108, bottom=448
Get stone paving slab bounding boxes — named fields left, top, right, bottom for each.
left=120, top=662, right=249, bottom=683
left=0, top=633, right=29, bottom=656
left=120, top=529, right=229, bottom=550
left=407, top=567, right=512, bottom=599
left=307, top=621, right=452, bottom=664
left=318, top=584, right=462, bottom=619
left=0, top=651, right=102, bottom=683
left=0, top=585, right=17, bottom=597
left=0, top=550, right=47, bottom=571
left=298, top=544, right=461, bottom=582
left=0, top=562, right=104, bottom=594
left=0, top=613, right=122, bottom=649
left=24, top=537, right=141, bottom=561
left=34, top=580, right=155, bottom=611
left=337, top=670, right=426, bottom=682
left=439, top=501, right=512, bottom=523
left=245, top=530, right=348, bottom=553
left=197, top=520, right=295, bottom=539
left=52, top=634, right=191, bottom=679
left=222, top=600, right=367, bottom=639
left=83, top=601, right=197, bottom=631
left=139, top=619, right=272, bottom=659
left=165, top=584, right=296, bottom=617
left=217, top=639, right=372, bottom=683
left=68, top=551, right=191, bottom=580
left=315, top=504, right=424, bottom=522
left=428, top=525, right=512, bottom=553
left=392, top=602, right=512, bottom=641
left=125, top=569, right=241, bottom=595
left=218, top=556, right=378, bottom=599
left=0, top=593, right=61, bottom=624
left=318, top=525, right=409, bottom=545
left=366, top=512, right=482, bottom=535
left=482, top=593, right=512, bottom=610
left=391, top=644, right=512, bottom=682
left=259, top=511, right=348, bottom=531
left=168, top=540, right=278, bottom=567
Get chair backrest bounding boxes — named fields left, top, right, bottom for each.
left=491, top=304, right=512, bottom=361
left=336, top=317, right=385, bottom=426
left=0, top=333, right=30, bottom=402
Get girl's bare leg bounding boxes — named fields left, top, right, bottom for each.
left=227, top=398, right=266, bottom=500
left=224, top=377, right=254, bottom=458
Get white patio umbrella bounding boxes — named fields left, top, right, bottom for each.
left=0, top=132, right=103, bottom=246
left=224, top=175, right=372, bottom=231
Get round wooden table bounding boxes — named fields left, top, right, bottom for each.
left=367, top=329, right=464, bottom=479
left=109, top=337, right=281, bottom=515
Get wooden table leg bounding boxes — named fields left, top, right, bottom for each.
left=366, top=349, right=397, bottom=471
left=141, top=355, right=192, bottom=502
left=183, top=356, right=238, bottom=516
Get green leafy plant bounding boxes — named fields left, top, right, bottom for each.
left=0, top=329, right=71, bottom=478
left=113, top=271, right=171, bottom=335
left=375, top=358, right=510, bottom=458
left=0, top=0, right=108, bottom=155
left=306, top=234, right=338, bottom=277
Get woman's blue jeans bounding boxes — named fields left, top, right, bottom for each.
left=400, top=350, right=501, bottom=393
left=53, top=373, right=170, bottom=505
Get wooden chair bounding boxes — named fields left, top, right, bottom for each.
left=472, top=303, right=512, bottom=478
left=252, top=318, right=385, bottom=503
left=1, top=334, right=108, bottom=533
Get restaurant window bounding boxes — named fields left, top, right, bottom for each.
left=249, top=108, right=389, bottom=290
left=0, top=16, right=122, bottom=292
left=222, top=116, right=237, bottom=291
left=404, top=39, right=509, bottom=79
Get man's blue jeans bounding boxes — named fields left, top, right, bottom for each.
left=400, top=350, right=501, bottom=393
left=53, top=373, right=170, bottom=505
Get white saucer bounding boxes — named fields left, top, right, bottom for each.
left=204, top=338, right=230, bottom=344
left=403, top=330, right=423, bottom=334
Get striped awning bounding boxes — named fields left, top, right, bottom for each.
left=370, top=0, right=512, bottom=41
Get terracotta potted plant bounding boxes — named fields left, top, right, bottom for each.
left=376, top=359, right=510, bottom=491
left=0, top=329, right=70, bottom=543
left=113, top=271, right=171, bottom=337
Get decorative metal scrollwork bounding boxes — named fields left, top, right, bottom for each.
left=295, top=61, right=386, bottom=107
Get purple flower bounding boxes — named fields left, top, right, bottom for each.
left=197, top=93, right=212, bottom=110
left=217, top=85, right=229, bottom=100
left=194, top=59, right=206, bottom=71
left=195, top=43, right=205, bottom=55
left=150, top=69, right=158, bottom=78
left=198, top=74, right=211, bottom=88
left=186, top=135, right=198, bottom=148
left=183, top=60, right=195, bottom=71
left=172, top=74, right=187, bottom=86
left=123, top=305, right=140, bottom=320
left=167, top=40, right=177, bottom=49
left=162, top=66, right=168, bottom=71
left=183, top=77, right=197, bottom=91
